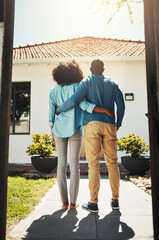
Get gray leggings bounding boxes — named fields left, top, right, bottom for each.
left=54, top=129, right=82, bottom=204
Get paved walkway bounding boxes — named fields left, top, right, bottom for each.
left=7, top=176, right=153, bottom=240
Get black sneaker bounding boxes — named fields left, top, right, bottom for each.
left=82, top=202, right=99, bottom=213
left=111, top=200, right=120, bottom=210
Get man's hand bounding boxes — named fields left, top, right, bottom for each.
left=55, top=108, right=59, bottom=116
left=116, top=126, right=120, bottom=131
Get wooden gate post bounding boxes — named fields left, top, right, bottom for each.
left=0, top=0, right=15, bottom=239
left=144, top=0, right=159, bottom=239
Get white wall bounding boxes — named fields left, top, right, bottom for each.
left=9, top=58, right=149, bottom=163
left=9, top=62, right=57, bottom=163
left=103, top=61, right=148, bottom=139
left=105, top=61, right=149, bottom=160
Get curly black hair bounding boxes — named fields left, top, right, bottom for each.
left=52, top=60, right=84, bottom=86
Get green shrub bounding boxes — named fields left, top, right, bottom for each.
left=26, top=133, right=56, bottom=158
left=117, top=133, right=149, bottom=157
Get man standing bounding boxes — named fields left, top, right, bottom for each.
left=57, top=59, right=125, bottom=212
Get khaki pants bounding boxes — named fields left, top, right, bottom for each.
left=84, top=121, right=120, bottom=204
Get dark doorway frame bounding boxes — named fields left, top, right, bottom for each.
left=144, top=0, right=159, bottom=239
left=0, top=0, right=15, bottom=239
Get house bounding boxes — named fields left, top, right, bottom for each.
left=10, top=36, right=148, bottom=163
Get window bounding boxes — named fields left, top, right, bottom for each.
left=10, top=82, right=31, bottom=134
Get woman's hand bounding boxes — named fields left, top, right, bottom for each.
left=93, top=106, right=115, bottom=120
left=51, top=132, right=56, bottom=145
left=50, top=126, right=56, bottom=145
left=105, top=109, right=115, bottom=121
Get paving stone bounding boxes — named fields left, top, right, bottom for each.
left=7, top=176, right=153, bottom=240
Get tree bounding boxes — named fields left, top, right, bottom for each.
left=90, top=0, right=143, bottom=23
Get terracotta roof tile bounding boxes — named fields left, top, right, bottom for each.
left=13, top=36, right=145, bottom=60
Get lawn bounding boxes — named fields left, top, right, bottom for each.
left=7, top=174, right=57, bottom=226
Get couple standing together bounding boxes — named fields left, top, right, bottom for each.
left=49, top=59, right=125, bottom=212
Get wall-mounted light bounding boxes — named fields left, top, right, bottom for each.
left=125, top=93, right=134, bottom=101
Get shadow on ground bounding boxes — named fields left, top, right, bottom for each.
left=22, top=209, right=135, bottom=240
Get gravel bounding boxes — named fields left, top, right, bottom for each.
left=128, top=175, right=151, bottom=195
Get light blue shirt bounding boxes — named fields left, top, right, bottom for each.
left=57, top=75, right=125, bottom=127
left=49, top=83, right=96, bottom=137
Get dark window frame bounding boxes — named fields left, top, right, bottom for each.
left=10, top=82, right=31, bottom=135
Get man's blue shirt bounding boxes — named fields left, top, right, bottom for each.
left=57, top=74, right=125, bottom=127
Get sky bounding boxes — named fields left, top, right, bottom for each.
left=13, top=0, right=145, bottom=47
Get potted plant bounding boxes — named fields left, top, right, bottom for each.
left=26, top=133, right=57, bottom=173
left=117, top=133, right=150, bottom=175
